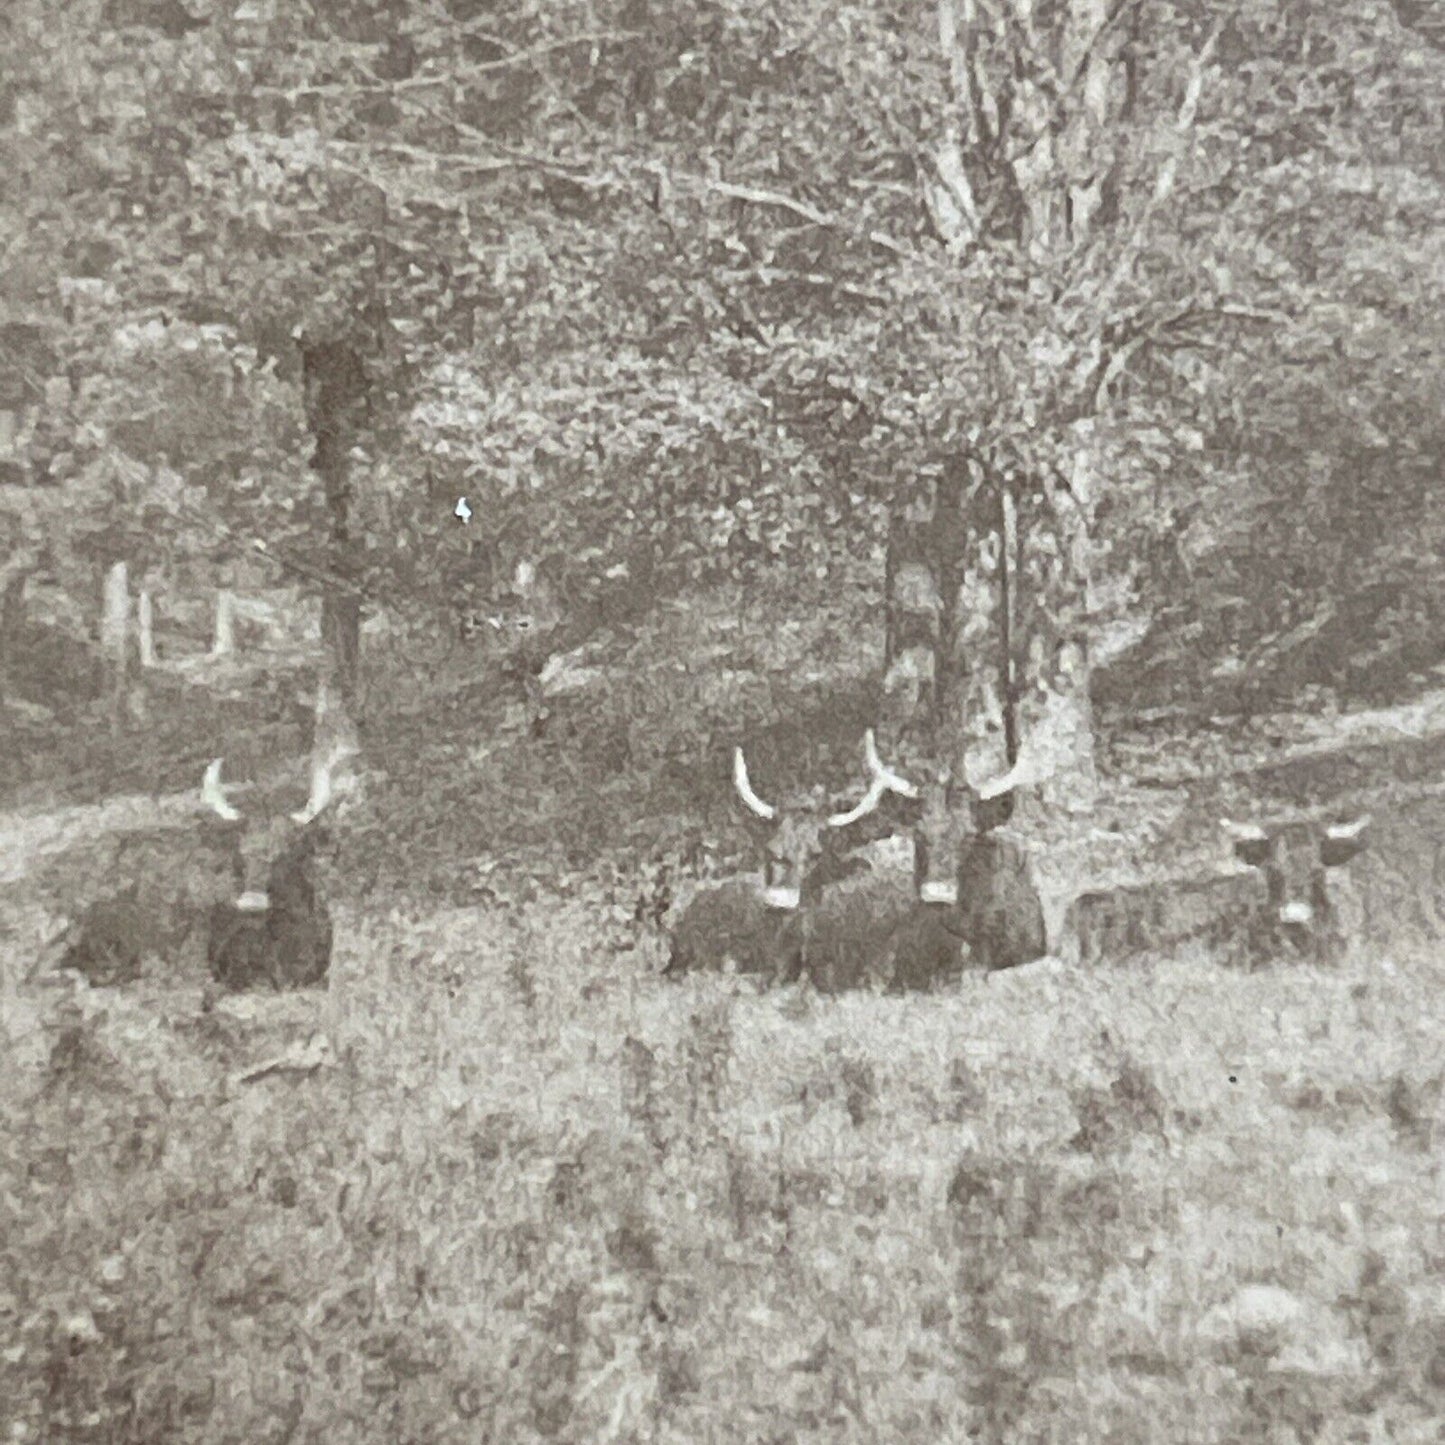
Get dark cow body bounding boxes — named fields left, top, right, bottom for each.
left=1065, top=814, right=1369, bottom=968
left=670, top=868, right=973, bottom=996
left=51, top=889, right=191, bottom=986
left=805, top=859, right=984, bottom=993
left=205, top=842, right=334, bottom=991
left=201, top=751, right=343, bottom=992
left=789, top=736, right=1049, bottom=990
left=1066, top=868, right=1261, bottom=966
left=955, top=832, right=1048, bottom=973
left=873, top=893, right=972, bottom=992
left=664, top=730, right=1061, bottom=993
left=662, top=735, right=915, bottom=986
left=851, top=737, right=1048, bottom=977
left=803, top=871, right=922, bottom=992
left=663, top=881, right=804, bottom=983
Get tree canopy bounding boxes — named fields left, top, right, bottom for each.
left=2, top=0, right=1441, bottom=721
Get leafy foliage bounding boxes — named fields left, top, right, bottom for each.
left=0, top=0, right=1441, bottom=718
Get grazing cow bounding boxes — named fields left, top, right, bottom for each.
left=663, top=738, right=904, bottom=983
left=1064, top=814, right=1370, bottom=967
left=201, top=749, right=344, bottom=991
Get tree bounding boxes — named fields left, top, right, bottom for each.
left=1, top=0, right=1439, bottom=784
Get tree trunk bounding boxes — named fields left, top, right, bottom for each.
left=323, top=593, right=361, bottom=713
left=137, top=589, right=156, bottom=667
left=998, top=482, right=1019, bottom=769
left=882, top=453, right=1026, bottom=789
left=879, top=457, right=1054, bottom=968
left=301, top=338, right=368, bottom=719
left=311, top=672, right=360, bottom=768
left=882, top=507, right=942, bottom=723
left=101, top=560, right=130, bottom=734
left=0, top=547, right=39, bottom=707
left=927, top=0, right=1130, bottom=819
left=212, top=590, right=235, bottom=657
left=881, top=451, right=1091, bottom=810
left=1004, top=457, right=1098, bottom=815
left=883, top=486, right=950, bottom=752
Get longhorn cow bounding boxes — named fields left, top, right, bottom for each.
left=1062, top=814, right=1370, bottom=968
left=201, top=748, right=344, bottom=991
left=820, top=733, right=1049, bottom=984
left=1217, top=813, right=1370, bottom=965
left=663, top=736, right=910, bottom=983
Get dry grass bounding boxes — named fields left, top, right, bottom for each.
left=3, top=890, right=1442, bottom=1444
left=4, top=585, right=1443, bottom=1442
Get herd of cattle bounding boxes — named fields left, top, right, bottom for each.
left=47, top=727, right=1373, bottom=993
left=666, top=731, right=1373, bottom=990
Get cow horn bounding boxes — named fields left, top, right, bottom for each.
left=976, top=754, right=1036, bottom=801
left=291, top=746, right=346, bottom=825
left=827, top=729, right=918, bottom=827
left=1326, top=814, right=1370, bottom=840
left=733, top=748, right=777, bottom=820
left=974, top=730, right=1060, bottom=801
left=202, top=759, right=242, bottom=821
left=863, top=728, right=919, bottom=798
left=826, top=780, right=886, bottom=828
left=1219, top=817, right=1269, bottom=841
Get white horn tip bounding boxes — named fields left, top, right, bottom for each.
left=291, top=755, right=338, bottom=825
left=1220, top=817, right=1268, bottom=840
left=976, top=774, right=1011, bottom=801
left=1327, top=814, right=1371, bottom=839
left=202, top=758, right=242, bottom=821
left=828, top=779, right=884, bottom=828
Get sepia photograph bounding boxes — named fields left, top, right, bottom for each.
left=1, top=0, right=1442, bottom=1439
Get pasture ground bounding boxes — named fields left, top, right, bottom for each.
left=2, top=588, right=1443, bottom=1443
left=2, top=896, right=1442, bottom=1442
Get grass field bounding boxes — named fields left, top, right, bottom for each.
left=3, top=885, right=1442, bottom=1443
left=4, top=586, right=1444, bottom=1442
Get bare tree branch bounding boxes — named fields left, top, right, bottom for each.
left=677, top=176, right=915, bottom=259
left=1063, top=0, right=1145, bottom=98
left=255, top=31, right=642, bottom=99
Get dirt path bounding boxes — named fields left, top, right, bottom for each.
left=0, top=790, right=200, bottom=885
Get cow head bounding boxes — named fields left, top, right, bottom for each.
left=852, top=735, right=1032, bottom=908
left=731, top=731, right=917, bottom=912
left=201, top=749, right=344, bottom=913
left=1219, top=814, right=1370, bottom=955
